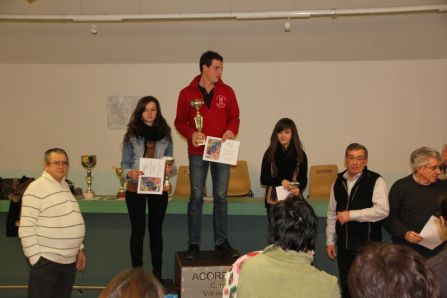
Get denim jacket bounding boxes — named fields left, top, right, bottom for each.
left=121, top=135, right=175, bottom=183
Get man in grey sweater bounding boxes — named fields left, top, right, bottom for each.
left=19, top=148, right=86, bottom=298
left=384, top=146, right=447, bottom=258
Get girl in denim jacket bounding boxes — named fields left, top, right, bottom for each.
left=121, top=96, right=175, bottom=283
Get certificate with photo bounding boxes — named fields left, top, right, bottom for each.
left=202, top=136, right=240, bottom=166
left=137, top=158, right=166, bottom=195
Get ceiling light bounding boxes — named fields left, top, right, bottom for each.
left=90, top=22, right=98, bottom=35
left=284, top=17, right=291, bottom=32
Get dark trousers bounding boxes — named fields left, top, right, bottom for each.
left=125, top=190, right=168, bottom=277
left=337, top=248, right=359, bottom=298
left=28, top=257, right=76, bottom=298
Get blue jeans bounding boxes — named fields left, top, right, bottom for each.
left=188, top=155, right=230, bottom=246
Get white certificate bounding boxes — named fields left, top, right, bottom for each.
left=202, top=136, right=240, bottom=166
left=419, top=215, right=446, bottom=250
left=137, top=158, right=165, bottom=195
left=275, top=186, right=291, bottom=202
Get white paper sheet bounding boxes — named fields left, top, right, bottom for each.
left=275, top=186, right=291, bottom=202
left=137, top=158, right=165, bottom=195
left=419, top=215, right=446, bottom=250
left=202, top=136, right=240, bottom=165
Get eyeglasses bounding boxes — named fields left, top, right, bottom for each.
left=424, top=165, right=441, bottom=171
left=48, top=161, right=69, bottom=166
left=346, top=155, right=366, bottom=162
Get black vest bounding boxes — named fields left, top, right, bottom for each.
left=334, top=168, right=382, bottom=250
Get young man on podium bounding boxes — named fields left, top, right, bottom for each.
left=175, top=50, right=240, bottom=260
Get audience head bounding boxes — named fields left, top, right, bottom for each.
left=269, top=196, right=317, bottom=252
left=410, top=146, right=442, bottom=184
left=100, top=268, right=165, bottom=298
left=344, top=143, right=368, bottom=178
left=348, top=243, right=441, bottom=298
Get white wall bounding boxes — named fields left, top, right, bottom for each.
left=1, top=59, right=446, bottom=196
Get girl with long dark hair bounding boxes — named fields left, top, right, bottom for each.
left=261, top=118, right=308, bottom=228
left=121, top=96, right=175, bottom=282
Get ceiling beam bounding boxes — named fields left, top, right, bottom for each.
left=0, top=4, right=446, bottom=22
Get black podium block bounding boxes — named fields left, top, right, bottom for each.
left=175, top=251, right=237, bottom=298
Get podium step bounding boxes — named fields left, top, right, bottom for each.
left=175, top=250, right=238, bottom=298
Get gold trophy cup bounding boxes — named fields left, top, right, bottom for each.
left=289, top=182, right=299, bottom=189
left=162, top=156, right=175, bottom=194
left=289, top=182, right=300, bottom=192
left=81, top=155, right=97, bottom=199
left=190, top=99, right=205, bottom=146
left=113, top=167, right=126, bottom=200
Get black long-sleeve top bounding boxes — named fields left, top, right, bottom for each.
left=384, top=175, right=447, bottom=257
left=260, top=147, right=308, bottom=192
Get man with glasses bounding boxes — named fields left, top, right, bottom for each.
left=384, top=146, right=447, bottom=258
left=19, top=148, right=86, bottom=298
left=326, top=143, right=389, bottom=298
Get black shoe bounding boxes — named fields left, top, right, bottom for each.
left=186, top=244, right=200, bottom=260
left=215, top=240, right=241, bottom=258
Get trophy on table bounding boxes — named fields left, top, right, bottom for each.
left=112, top=167, right=126, bottom=200
left=289, top=181, right=300, bottom=191
left=162, top=156, right=175, bottom=194
left=190, top=99, right=205, bottom=146
left=81, top=155, right=97, bottom=199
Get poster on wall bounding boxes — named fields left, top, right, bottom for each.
left=107, top=96, right=140, bottom=129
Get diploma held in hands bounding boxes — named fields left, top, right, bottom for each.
left=202, top=136, right=240, bottom=165
left=419, top=216, right=447, bottom=250
left=137, top=158, right=166, bottom=195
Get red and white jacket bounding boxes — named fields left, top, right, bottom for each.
left=175, top=75, right=240, bottom=156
